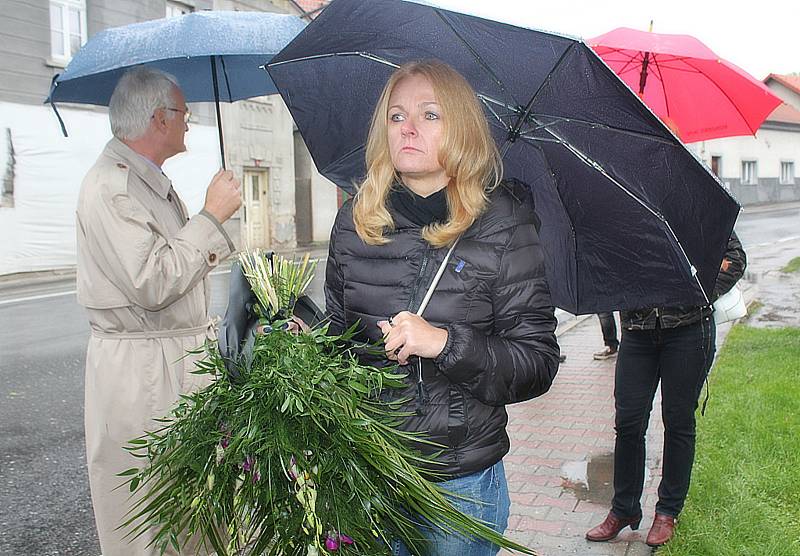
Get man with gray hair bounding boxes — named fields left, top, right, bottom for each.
left=76, top=66, right=241, bottom=555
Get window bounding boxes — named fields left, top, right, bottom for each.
left=49, top=0, right=87, bottom=64
left=711, top=156, right=722, bottom=177
left=780, top=161, right=795, bottom=185
left=166, top=1, right=193, bottom=18
left=741, top=160, right=757, bottom=185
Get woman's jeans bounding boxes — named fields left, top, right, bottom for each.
left=391, top=460, right=511, bottom=556
left=612, top=317, right=715, bottom=519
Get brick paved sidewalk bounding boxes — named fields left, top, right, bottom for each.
left=500, top=316, right=665, bottom=556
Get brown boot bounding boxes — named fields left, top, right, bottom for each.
left=585, top=511, right=642, bottom=542
left=646, top=513, right=676, bottom=547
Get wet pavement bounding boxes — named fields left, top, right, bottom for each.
left=746, top=266, right=800, bottom=328
left=560, top=453, right=619, bottom=506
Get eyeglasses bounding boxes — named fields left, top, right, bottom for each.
left=164, top=107, right=191, bottom=124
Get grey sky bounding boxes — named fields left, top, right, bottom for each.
left=427, top=0, right=798, bottom=80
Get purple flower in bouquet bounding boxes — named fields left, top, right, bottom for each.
left=324, top=531, right=353, bottom=551
left=324, top=534, right=339, bottom=551
left=287, top=454, right=299, bottom=481
left=219, top=422, right=231, bottom=449
left=242, top=455, right=254, bottom=473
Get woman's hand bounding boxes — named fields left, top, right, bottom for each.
left=377, top=311, right=448, bottom=365
left=258, top=316, right=310, bottom=335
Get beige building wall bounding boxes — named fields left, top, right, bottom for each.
left=220, top=95, right=297, bottom=250
left=211, top=0, right=338, bottom=252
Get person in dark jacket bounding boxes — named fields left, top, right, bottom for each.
left=586, top=232, right=746, bottom=548
left=324, top=60, right=561, bottom=555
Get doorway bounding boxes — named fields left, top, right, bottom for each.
left=243, top=168, right=270, bottom=248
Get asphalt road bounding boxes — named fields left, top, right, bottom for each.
left=0, top=203, right=797, bottom=555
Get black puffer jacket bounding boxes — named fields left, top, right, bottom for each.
left=620, top=232, right=747, bottom=330
left=324, top=180, right=560, bottom=478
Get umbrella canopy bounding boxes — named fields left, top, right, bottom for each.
left=267, top=0, right=740, bottom=315
left=46, top=10, right=306, bottom=166
left=47, top=10, right=305, bottom=104
left=588, top=27, right=782, bottom=143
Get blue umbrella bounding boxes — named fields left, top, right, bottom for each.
left=266, top=0, right=740, bottom=314
left=46, top=10, right=306, bottom=167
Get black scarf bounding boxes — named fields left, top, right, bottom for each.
left=388, top=183, right=449, bottom=228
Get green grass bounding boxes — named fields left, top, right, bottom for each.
left=659, top=326, right=800, bottom=556
left=781, top=257, right=800, bottom=273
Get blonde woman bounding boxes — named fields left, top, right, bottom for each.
left=324, top=60, right=560, bottom=555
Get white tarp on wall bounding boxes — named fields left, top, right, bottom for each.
left=0, top=102, right=221, bottom=275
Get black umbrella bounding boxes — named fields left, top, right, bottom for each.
left=267, top=0, right=739, bottom=314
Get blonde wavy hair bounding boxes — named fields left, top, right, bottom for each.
left=353, top=60, right=502, bottom=247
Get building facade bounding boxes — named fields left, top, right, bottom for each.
left=688, top=73, right=800, bottom=205
left=0, top=0, right=337, bottom=276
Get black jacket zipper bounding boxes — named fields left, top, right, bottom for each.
left=406, top=246, right=432, bottom=415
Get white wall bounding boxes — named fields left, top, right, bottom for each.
left=311, top=171, right=338, bottom=243
left=768, top=81, right=800, bottom=110
left=692, top=128, right=800, bottom=181
left=0, top=101, right=220, bottom=275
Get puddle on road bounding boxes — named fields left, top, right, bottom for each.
left=560, top=453, right=650, bottom=505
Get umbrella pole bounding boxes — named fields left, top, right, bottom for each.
left=211, top=55, right=226, bottom=169
left=638, top=21, right=654, bottom=98
left=638, top=52, right=650, bottom=97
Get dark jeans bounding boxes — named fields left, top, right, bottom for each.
left=598, top=312, right=619, bottom=349
left=612, top=317, right=715, bottom=519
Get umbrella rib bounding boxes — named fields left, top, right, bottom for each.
left=219, top=55, right=233, bottom=102
left=505, top=43, right=579, bottom=148
left=526, top=117, right=661, bottom=217
left=516, top=112, right=677, bottom=145
left=479, top=94, right=522, bottom=131
left=662, top=220, right=710, bottom=304
left=615, top=54, right=644, bottom=77
left=527, top=142, right=581, bottom=311
left=480, top=97, right=508, bottom=130
left=530, top=121, right=707, bottom=299
left=517, top=134, right=561, bottom=144
left=682, top=58, right=758, bottom=135
left=432, top=9, right=512, bottom=103
left=651, top=55, right=672, bottom=117
left=268, top=51, right=400, bottom=69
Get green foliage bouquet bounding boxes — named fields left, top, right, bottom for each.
left=120, top=252, right=535, bottom=556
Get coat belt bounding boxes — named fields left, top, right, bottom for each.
left=90, top=321, right=213, bottom=340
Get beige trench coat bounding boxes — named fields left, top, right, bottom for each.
left=76, top=138, right=234, bottom=555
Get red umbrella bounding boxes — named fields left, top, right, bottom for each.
left=588, top=27, right=782, bottom=142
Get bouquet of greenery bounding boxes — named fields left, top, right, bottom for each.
left=120, top=251, right=535, bottom=556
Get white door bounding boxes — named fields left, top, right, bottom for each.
left=243, top=168, right=270, bottom=248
